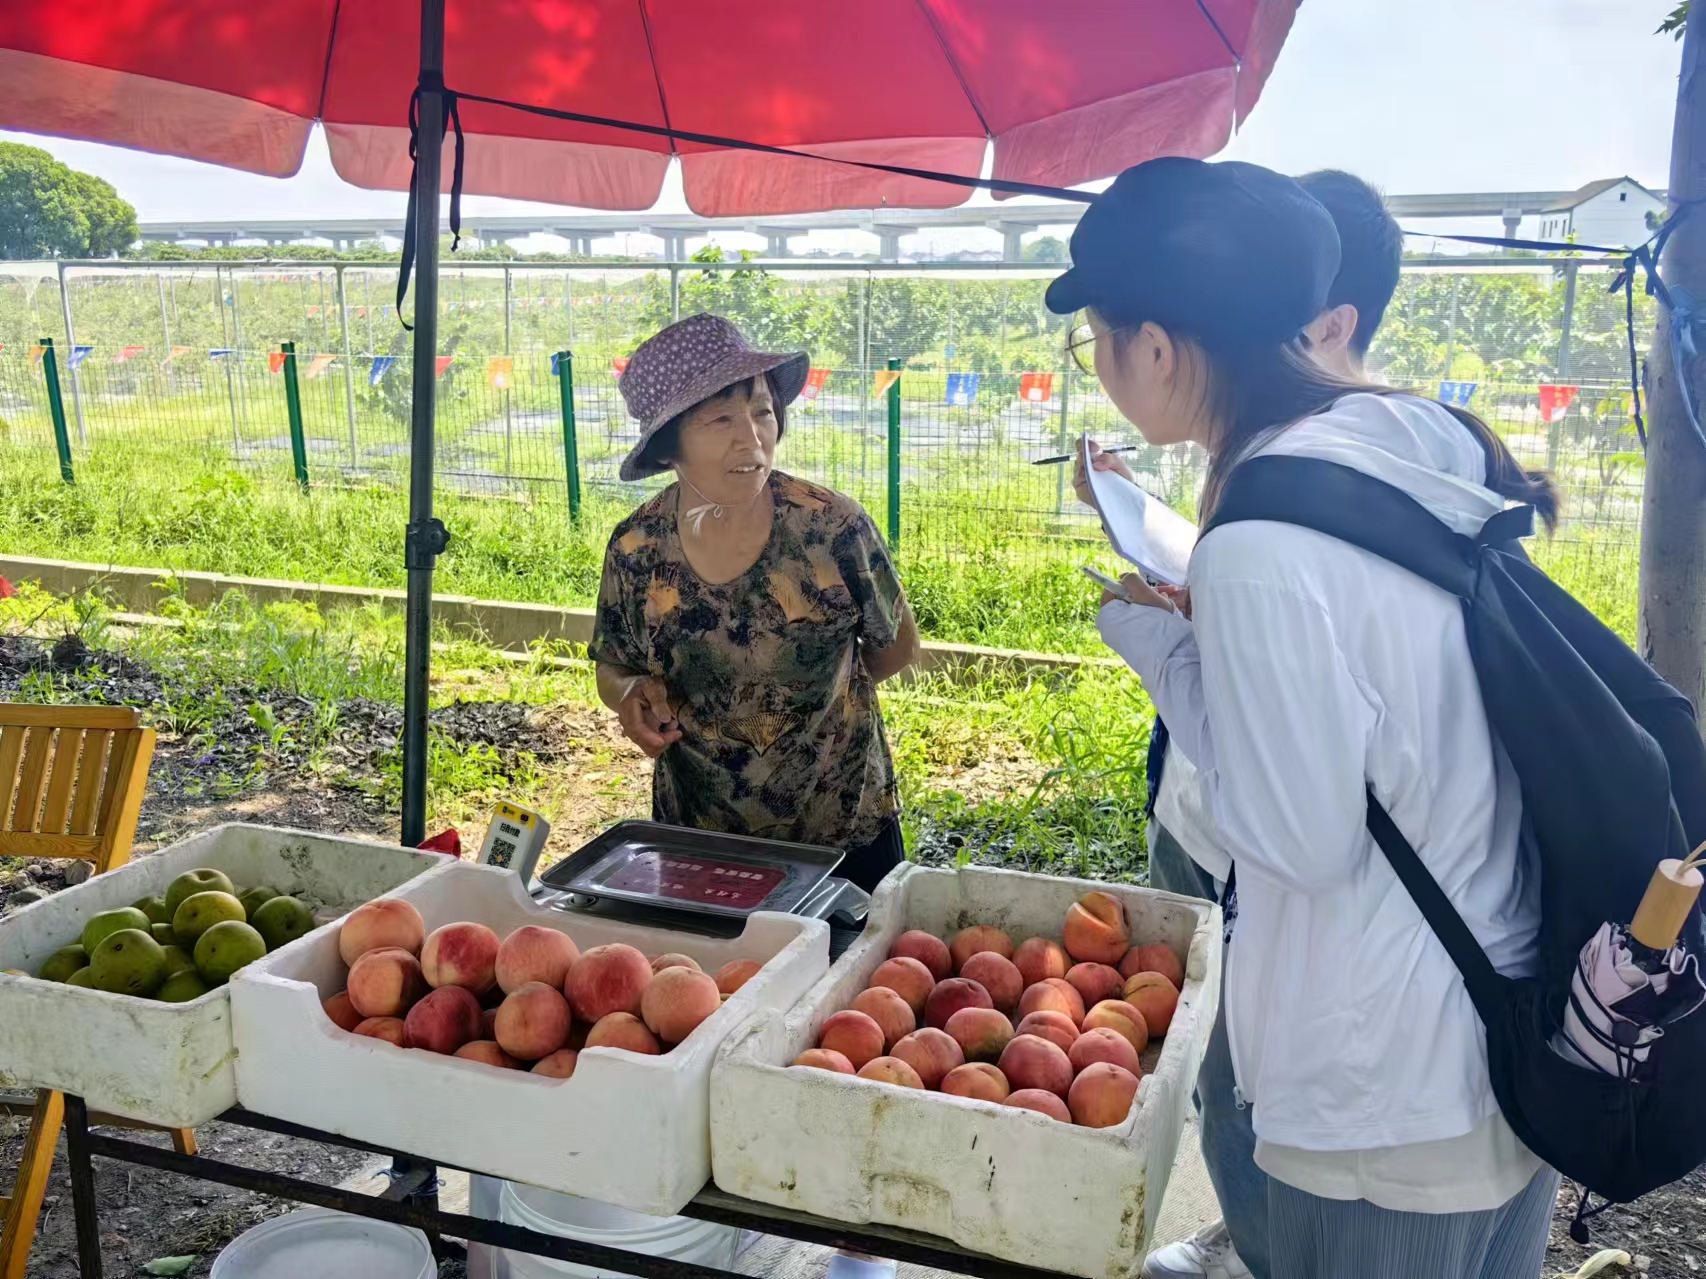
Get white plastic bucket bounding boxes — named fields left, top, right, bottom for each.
left=210, top=1207, right=433, bottom=1279
left=496, top=1179, right=743, bottom=1279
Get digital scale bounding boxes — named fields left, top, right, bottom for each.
left=517, top=818, right=872, bottom=951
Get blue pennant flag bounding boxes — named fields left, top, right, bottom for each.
left=551, top=352, right=568, bottom=377
left=1438, top=380, right=1477, bottom=407
left=369, top=355, right=397, bottom=386
left=945, top=372, right=980, bottom=407
left=66, top=344, right=94, bottom=369
left=208, top=348, right=235, bottom=360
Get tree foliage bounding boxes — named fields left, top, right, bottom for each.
left=0, top=143, right=138, bottom=259
left=1660, top=2, right=1688, bottom=39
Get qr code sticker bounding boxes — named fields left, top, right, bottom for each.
left=489, top=836, right=518, bottom=867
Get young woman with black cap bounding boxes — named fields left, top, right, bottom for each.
left=1051, top=157, right=1559, bottom=1279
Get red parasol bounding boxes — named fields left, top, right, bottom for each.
left=0, top=0, right=1300, bottom=840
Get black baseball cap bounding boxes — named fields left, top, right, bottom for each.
left=1046, top=157, right=1342, bottom=348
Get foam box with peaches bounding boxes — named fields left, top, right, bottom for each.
left=230, top=859, right=829, bottom=1215
left=709, top=864, right=1220, bottom=1279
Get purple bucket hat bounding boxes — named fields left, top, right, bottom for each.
left=617, top=313, right=810, bottom=482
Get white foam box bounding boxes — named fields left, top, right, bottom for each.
left=0, top=824, right=442, bottom=1127
left=230, top=859, right=831, bottom=1216
left=710, top=863, right=1221, bottom=1279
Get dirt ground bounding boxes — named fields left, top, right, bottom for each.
left=1, top=634, right=1703, bottom=1277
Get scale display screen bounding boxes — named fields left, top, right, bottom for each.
left=602, top=850, right=786, bottom=909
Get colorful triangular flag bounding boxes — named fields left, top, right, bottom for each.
left=268, top=351, right=287, bottom=374
left=550, top=352, right=568, bottom=377
left=1018, top=372, right=1054, bottom=404
left=369, top=355, right=396, bottom=386
left=209, top=348, right=235, bottom=360
left=165, top=345, right=191, bottom=363
left=486, top=355, right=514, bottom=389
left=612, top=357, right=629, bottom=378
left=872, top=369, right=901, bottom=397
left=1437, top=381, right=1477, bottom=407
left=115, top=345, right=146, bottom=363
left=434, top=355, right=454, bottom=377
left=1538, top=384, right=1579, bottom=424
left=66, top=345, right=93, bottom=370
left=945, top=372, right=981, bottom=407
left=305, top=354, right=335, bottom=379
left=800, top=368, right=830, bottom=401
left=30, top=344, right=46, bottom=365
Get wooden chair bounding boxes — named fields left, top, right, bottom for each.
left=0, top=703, right=194, bottom=1279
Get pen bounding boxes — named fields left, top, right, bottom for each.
left=1031, top=445, right=1138, bottom=466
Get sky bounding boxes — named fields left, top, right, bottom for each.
left=0, top=0, right=1685, bottom=252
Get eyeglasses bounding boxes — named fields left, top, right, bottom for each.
left=1065, top=313, right=1111, bottom=375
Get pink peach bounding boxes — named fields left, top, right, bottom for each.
left=949, top=925, right=1014, bottom=972
left=960, top=951, right=1024, bottom=1013
left=997, top=1034, right=1074, bottom=1098
left=852, top=985, right=917, bottom=1050
left=1063, top=891, right=1131, bottom=965
left=1018, top=978, right=1085, bottom=1025
left=585, top=1011, right=660, bottom=1055
left=1066, top=963, right=1126, bottom=1008
left=793, top=1048, right=856, bottom=1073
left=924, top=977, right=993, bottom=1030
left=531, top=1048, right=579, bottom=1078
left=420, top=921, right=501, bottom=994
left=945, top=1006, right=1015, bottom=1062
left=1014, top=1010, right=1080, bottom=1054
left=352, top=1016, right=407, bottom=1046
left=1004, top=1089, right=1071, bottom=1121
left=890, top=930, right=952, bottom=981
left=565, top=944, right=652, bottom=1022
left=481, top=1008, right=500, bottom=1040
left=339, top=898, right=426, bottom=966
left=941, top=1062, right=1011, bottom=1102
left=1069, top=1062, right=1140, bottom=1128
left=819, top=1009, right=886, bottom=1070
left=1122, top=971, right=1180, bottom=1036
left=856, top=1056, right=924, bottom=1088
left=1120, top=942, right=1185, bottom=989
left=641, top=966, right=722, bottom=1044
left=715, top=959, right=763, bottom=994
left=322, top=991, right=364, bottom=1032
left=868, top=956, right=935, bottom=1015
left=1082, top=999, right=1150, bottom=1055
left=496, top=925, right=580, bottom=995
left=346, top=947, right=428, bottom=1020
left=650, top=952, right=701, bottom=974
left=1013, top=937, right=1070, bottom=988
left=403, top=985, right=483, bottom=1055
left=494, top=981, right=573, bottom=1060
left=1069, top=1026, right=1143, bottom=1077
left=455, top=1040, right=522, bottom=1070
left=891, top=1027, right=965, bottom=1089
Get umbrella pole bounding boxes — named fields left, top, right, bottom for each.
left=401, top=0, right=449, bottom=847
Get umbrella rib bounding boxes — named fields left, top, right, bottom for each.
left=1193, top=0, right=1241, bottom=64
left=634, top=0, right=680, bottom=158
left=910, top=0, right=994, bottom=140
left=314, top=0, right=345, bottom=121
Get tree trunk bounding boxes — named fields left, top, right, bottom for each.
left=1641, top=11, right=1706, bottom=715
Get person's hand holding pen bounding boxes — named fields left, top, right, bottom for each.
left=1073, top=439, right=1138, bottom=506
left=1101, top=577, right=1191, bottom=617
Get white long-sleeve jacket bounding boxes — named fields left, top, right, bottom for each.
left=1100, top=393, right=1541, bottom=1153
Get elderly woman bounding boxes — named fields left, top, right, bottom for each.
left=590, top=313, right=921, bottom=892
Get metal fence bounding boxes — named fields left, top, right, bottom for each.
left=0, top=255, right=1652, bottom=592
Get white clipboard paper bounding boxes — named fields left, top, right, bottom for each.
left=1080, top=435, right=1197, bottom=587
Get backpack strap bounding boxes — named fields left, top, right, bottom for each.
left=1203, top=455, right=1533, bottom=598
left=1364, top=789, right=1506, bottom=1013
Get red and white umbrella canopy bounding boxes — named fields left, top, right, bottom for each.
left=0, top=0, right=1298, bottom=215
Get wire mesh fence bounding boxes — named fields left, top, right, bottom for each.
left=0, top=255, right=1652, bottom=623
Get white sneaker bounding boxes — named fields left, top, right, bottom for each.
left=1142, top=1219, right=1252, bottom=1279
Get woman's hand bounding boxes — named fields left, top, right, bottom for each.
left=617, top=676, right=683, bottom=759
left=1113, top=573, right=1181, bottom=614
left=1073, top=440, right=1137, bottom=507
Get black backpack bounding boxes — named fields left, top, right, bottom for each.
left=1205, top=453, right=1706, bottom=1211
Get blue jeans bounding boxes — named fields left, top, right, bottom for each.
left=1149, top=822, right=1272, bottom=1279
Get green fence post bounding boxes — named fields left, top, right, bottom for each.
left=280, top=341, right=310, bottom=491
left=556, top=351, right=583, bottom=522
left=38, top=338, right=74, bottom=485
left=885, top=358, right=902, bottom=550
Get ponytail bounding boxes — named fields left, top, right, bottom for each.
left=1435, top=403, right=1559, bottom=531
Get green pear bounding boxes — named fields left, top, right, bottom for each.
left=132, top=895, right=173, bottom=925
left=160, top=945, right=196, bottom=978
left=151, top=922, right=179, bottom=947
left=251, top=896, right=314, bottom=952
left=38, top=944, right=89, bottom=983
left=165, top=868, right=235, bottom=919
left=82, top=907, right=151, bottom=955
left=172, top=891, right=245, bottom=942
left=237, top=886, right=279, bottom=918
left=194, top=921, right=266, bottom=986
left=89, top=929, right=167, bottom=998
left=156, top=970, right=211, bottom=1003
left=66, top=967, right=94, bottom=988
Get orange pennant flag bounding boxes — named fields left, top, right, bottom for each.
left=268, top=351, right=287, bottom=374
left=164, top=345, right=191, bottom=363
left=305, top=354, right=336, bottom=379
left=486, top=355, right=514, bottom=389
left=871, top=369, right=901, bottom=397
left=30, top=344, right=46, bottom=365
